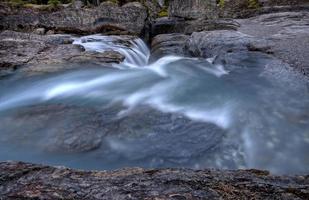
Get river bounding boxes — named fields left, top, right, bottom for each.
left=0, top=35, right=308, bottom=175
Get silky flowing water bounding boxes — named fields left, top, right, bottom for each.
left=0, top=35, right=308, bottom=174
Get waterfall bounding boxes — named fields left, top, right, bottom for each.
left=73, top=34, right=150, bottom=67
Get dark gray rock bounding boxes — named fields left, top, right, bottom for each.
left=0, top=105, right=105, bottom=153
left=0, top=31, right=125, bottom=75
left=0, top=161, right=308, bottom=199
left=150, top=33, right=189, bottom=61
left=237, top=11, right=309, bottom=75
left=185, top=30, right=270, bottom=58
left=168, top=0, right=218, bottom=19
left=151, top=17, right=239, bottom=37
left=0, top=2, right=147, bottom=36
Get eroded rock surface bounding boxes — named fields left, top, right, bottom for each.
left=0, top=2, right=147, bottom=36
left=0, top=161, right=308, bottom=199
left=237, top=11, right=309, bottom=75
left=0, top=31, right=126, bottom=75
left=153, top=11, right=309, bottom=76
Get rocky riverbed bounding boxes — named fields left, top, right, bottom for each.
left=0, top=0, right=309, bottom=199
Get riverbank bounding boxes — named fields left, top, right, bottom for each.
left=1, top=161, right=308, bottom=199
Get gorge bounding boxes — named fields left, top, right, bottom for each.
left=0, top=0, right=309, bottom=199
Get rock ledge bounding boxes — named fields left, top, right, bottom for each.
left=0, top=161, right=308, bottom=199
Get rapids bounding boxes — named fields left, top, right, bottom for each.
left=0, top=35, right=308, bottom=174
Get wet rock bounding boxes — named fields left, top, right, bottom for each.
left=183, top=11, right=309, bottom=76
left=0, top=161, right=308, bottom=199
left=150, top=33, right=189, bottom=61
left=46, top=30, right=55, bottom=35
left=185, top=30, right=269, bottom=58
left=0, top=105, right=104, bottom=153
left=237, top=11, right=309, bottom=75
left=0, top=2, right=147, bottom=36
left=151, top=17, right=239, bottom=37
left=33, top=28, right=45, bottom=35
left=67, top=50, right=125, bottom=64
left=0, top=31, right=127, bottom=75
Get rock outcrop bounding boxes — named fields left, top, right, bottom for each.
left=150, top=33, right=189, bottom=61
left=168, top=0, right=309, bottom=19
left=151, top=17, right=239, bottom=37
left=0, top=31, right=126, bottom=75
left=0, top=2, right=148, bottom=36
left=0, top=161, right=308, bottom=199
left=168, top=0, right=218, bottom=19
left=153, top=11, right=309, bottom=76
left=237, top=11, right=309, bottom=75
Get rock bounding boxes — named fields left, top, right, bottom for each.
left=67, top=50, right=125, bottom=64
left=237, top=11, right=309, bottom=75
left=183, top=11, right=309, bottom=76
left=46, top=30, right=55, bottom=35
left=0, top=161, right=308, bottom=199
left=0, top=2, right=147, bottom=36
left=219, top=0, right=309, bottom=18
left=0, top=105, right=104, bottom=153
left=260, top=0, right=309, bottom=6
left=0, top=31, right=128, bottom=75
left=33, top=28, right=45, bottom=35
left=168, top=0, right=218, bottom=19
left=143, top=0, right=162, bottom=19
left=151, top=17, right=239, bottom=37
left=71, top=0, right=84, bottom=9
left=150, top=33, right=189, bottom=61
left=185, top=30, right=269, bottom=58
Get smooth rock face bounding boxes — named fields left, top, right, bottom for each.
left=185, top=30, right=268, bottom=58
left=0, top=161, right=308, bottom=199
left=0, top=2, right=147, bottom=35
left=179, top=11, right=309, bottom=75
left=150, top=33, right=189, bottom=61
left=237, top=11, right=309, bottom=75
left=168, top=0, right=218, bottom=19
left=151, top=17, right=239, bottom=37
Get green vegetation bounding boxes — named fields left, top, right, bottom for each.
left=219, top=0, right=225, bottom=8
left=8, top=0, right=26, bottom=7
left=248, top=0, right=259, bottom=9
left=48, top=0, right=60, bottom=7
left=158, top=7, right=168, bottom=17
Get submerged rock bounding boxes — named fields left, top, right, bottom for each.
left=0, top=161, right=308, bottom=199
left=0, top=105, right=105, bottom=153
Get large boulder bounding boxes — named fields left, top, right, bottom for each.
left=150, top=33, right=189, bottom=61
left=185, top=30, right=269, bottom=58
left=0, top=2, right=147, bottom=36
